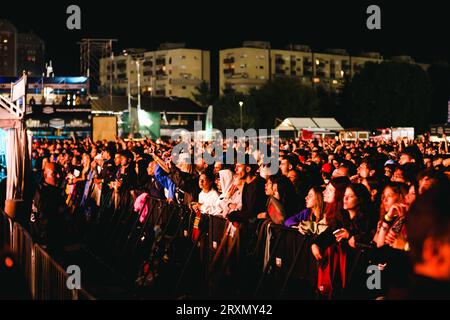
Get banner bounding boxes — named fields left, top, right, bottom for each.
left=11, top=75, right=27, bottom=102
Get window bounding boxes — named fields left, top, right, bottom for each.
left=168, top=57, right=172, bottom=64
left=181, top=55, right=186, bottom=59
left=182, top=86, right=186, bottom=89
left=240, top=64, right=247, bottom=69
left=259, top=66, right=264, bottom=69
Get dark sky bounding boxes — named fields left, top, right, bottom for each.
left=3, top=0, right=449, bottom=78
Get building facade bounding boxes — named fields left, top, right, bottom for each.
left=100, top=43, right=210, bottom=99
left=0, top=19, right=45, bottom=77
left=17, top=32, right=45, bottom=76
left=0, top=19, right=17, bottom=76
left=219, top=42, right=386, bottom=94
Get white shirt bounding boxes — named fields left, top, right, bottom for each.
left=198, top=189, right=220, bottom=215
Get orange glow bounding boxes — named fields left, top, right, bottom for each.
left=4, top=257, right=14, bottom=268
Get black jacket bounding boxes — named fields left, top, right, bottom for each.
left=29, top=183, right=75, bottom=249
left=228, top=176, right=267, bottom=223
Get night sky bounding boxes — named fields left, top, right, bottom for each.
left=3, top=0, right=449, bottom=90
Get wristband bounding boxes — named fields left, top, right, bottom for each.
left=383, top=214, right=394, bottom=226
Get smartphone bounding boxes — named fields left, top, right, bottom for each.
left=333, top=228, right=344, bottom=235
left=73, top=169, right=80, bottom=178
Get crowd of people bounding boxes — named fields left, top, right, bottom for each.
left=26, top=134, right=450, bottom=299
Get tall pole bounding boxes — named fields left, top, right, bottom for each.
left=127, top=55, right=132, bottom=134
left=239, top=101, right=243, bottom=129
left=136, top=60, right=141, bottom=113
left=136, top=59, right=141, bottom=135
left=110, top=45, right=113, bottom=108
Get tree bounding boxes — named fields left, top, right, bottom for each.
left=214, top=84, right=258, bottom=131
left=251, top=77, right=321, bottom=129
left=340, top=61, right=432, bottom=132
left=192, top=81, right=214, bottom=108
left=427, top=62, right=450, bottom=124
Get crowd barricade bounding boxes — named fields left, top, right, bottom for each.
left=3, top=196, right=377, bottom=300
left=253, top=223, right=318, bottom=299
left=1, top=210, right=95, bottom=300
left=0, top=209, right=13, bottom=250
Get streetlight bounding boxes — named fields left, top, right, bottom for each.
left=239, top=101, right=243, bottom=129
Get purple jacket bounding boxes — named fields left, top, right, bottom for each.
left=284, top=208, right=312, bottom=227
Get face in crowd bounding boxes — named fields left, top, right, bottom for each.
left=323, top=183, right=336, bottom=204
left=343, top=187, right=359, bottom=211
left=305, top=189, right=318, bottom=209
left=382, top=186, right=403, bottom=213
left=280, top=159, right=292, bottom=176
left=198, top=173, right=213, bottom=192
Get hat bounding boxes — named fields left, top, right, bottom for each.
left=321, top=163, right=333, bottom=174
left=384, top=159, right=396, bottom=166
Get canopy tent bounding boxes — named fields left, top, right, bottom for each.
left=0, top=85, right=31, bottom=217
left=275, top=117, right=344, bottom=132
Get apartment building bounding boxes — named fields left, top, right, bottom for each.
left=0, top=19, right=45, bottom=77
left=219, top=42, right=386, bottom=94
left=100, top=43, right=210, bottom=99
left=0, top=19, right=17, bottom=76
left=219, top=41, right=270, bottom=94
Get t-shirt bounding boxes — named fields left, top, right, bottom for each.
left=198, top=189, right=220, bottom=215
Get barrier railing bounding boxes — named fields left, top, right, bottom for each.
left=0, top=210, right=13, bottom=250
left=1, top=210, right=95, bottom=300
left=3, top=196, right=375, bottom=300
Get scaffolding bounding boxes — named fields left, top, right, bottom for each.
left=79, top=39, right=117, bottom=94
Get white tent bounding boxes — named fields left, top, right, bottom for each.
left=0, top=88, right=30, bottom=217
left=275, top=117, right=344, bottom=132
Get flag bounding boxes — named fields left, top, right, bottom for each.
left=301, top=129, right=313, bottom=140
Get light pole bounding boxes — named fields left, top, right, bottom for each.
left=239, top=101, right=243, bottom=129
left=136, top=59, right=141, bottom=114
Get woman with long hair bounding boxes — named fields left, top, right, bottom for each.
left=374, top=182, right=409, bottom=249
left=311, top=182, right=377, bottom=299
left=258, top=174, right=297, bottom=225
left=284, top=186, right=324, bottom=227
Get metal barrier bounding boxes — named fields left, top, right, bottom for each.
left=0, top=209, right=13, bottom=250
left=12, top=222, right=35, bottom=298
left=1, top=210, right=95, bottom=300
left=34, top=244, right=94, bottom=300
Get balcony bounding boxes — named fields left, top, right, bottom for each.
left=143, top=71, right=153, bottom=76
left=275, top=58, right=285, bottom=65
left=156, top=58, right=166, bottom=65
left=223, top=57, right=235, bottom=64
left=143, top=61, right=153, bottom=67
left=171, top=78, right=202, bottom=86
